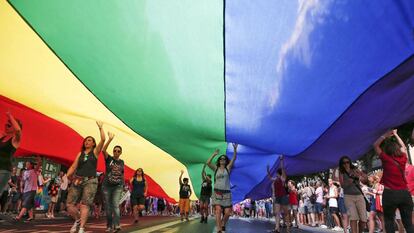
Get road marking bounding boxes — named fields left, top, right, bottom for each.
left=131, top=217, right=197, bottom=233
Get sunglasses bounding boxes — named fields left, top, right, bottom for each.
left=219, top=158, right=226, bottom=161
left=343, top=161, right=350, bottom=164
left=113, top=150, right=121, bottom=153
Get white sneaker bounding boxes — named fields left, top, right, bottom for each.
left=333, top=226, right=343, bottom=232
left=70, top=220, right=80, bottom=233
left=78, top=227, right=85, bottom=233
left=320, top=224, right=328, bottom=229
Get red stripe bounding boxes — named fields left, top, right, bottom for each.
left=0, top=95, right=175, bottom=203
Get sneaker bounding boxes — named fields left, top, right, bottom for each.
left=105, top=227, right=112, bottom=232
left=200, top=216, right=204, bottom=223
left=70, top=220, right=80, bottom=233
left=222, top=226, right=226, bottom=232
left=78, top=227, right=85, bottom=233
left=113, top=226, right=121, bottom=233
left=320, top=224, right=328, bottom=229
left=204, top=216, right=208, bottom=223
left=333, top=226, right=343, bottom=232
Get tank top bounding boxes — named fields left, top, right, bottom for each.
left=132, top=177, right=146, bottom=197
left=179, top=183, right=191, bottom=198
left=274, top=177, right=287, bottom=197
left=76, top=150, right=97, bottom=177
left=200, top=180, right=212, bottom=197
left=342, top=171, right=361, bottom=195
left=214, top=167, right=230, bottom=191
left=328, top=186, right=338, bottom=207
left=0, top=136, right=16, bottom=171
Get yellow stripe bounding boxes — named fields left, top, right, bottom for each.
left=0, top=1, right=196, bottom=201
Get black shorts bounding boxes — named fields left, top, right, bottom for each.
left=131, top=195, right=145, bottom=206
left=157, top=205, right=165, bottom=212
left=22, top=191, right=36, bottom=209
left=60, top=189, right=68, bottom=203
left=329, top=207, right=339, bottom=214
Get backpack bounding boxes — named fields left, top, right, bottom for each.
left=309, top=188, right=317, bottom=204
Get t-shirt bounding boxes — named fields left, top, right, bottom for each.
left=104, top=156, right=124, bottom=186
left=23, top=169, right=38, bottom=193
left=315, top=187, right=324, bottom=203
left=289, top=190, right=298, bottom=205
left=379, top=152, right=407, bottom=190
left=405, top=164, right=414, bottom=195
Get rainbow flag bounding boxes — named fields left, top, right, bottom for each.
left=1, top=0, right=414, bottom=202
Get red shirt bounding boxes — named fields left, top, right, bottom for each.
left=405, top=164, right=414, bottom=195
left=289, top=190, right=298, bottom=205
left=379, top=152, right=407, bottom=190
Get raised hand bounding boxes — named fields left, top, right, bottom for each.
left=180, top=170, right=184, bottom=175
left=232, top=143, right=238, bottom=150
left=108, top=132, right=115, bottom=140
left=96, top=121, right=104, bottom=129
left=213, top=149, right=220, bottom=156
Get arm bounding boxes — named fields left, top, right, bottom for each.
left=374, top=130, right=393, bottom=155
left=93, top=121, right=106, bottom=158
left=201, top=163, right=207, bottom=180
left=227, top=143, right=238, bottom=172
left=67, top=152, right=82, bottom=178
left=206, top=149, right=219, bottom=171
left=179, top=170, right=184, bottom=185
left=144, top=180, right=148, bottom=196
left=266, top=165, right=276, bottom=181
left=102, top=132, right=114, bottom=159
left=280, top=155, right=287, bottom=180
left=6, top=112, right=22, bottom=147
left=393, top=129, right=407, bottom=154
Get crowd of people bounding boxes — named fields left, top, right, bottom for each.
left=1, top=111, right=414, bottom=233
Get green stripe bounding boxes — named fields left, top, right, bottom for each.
left=10, top=0, right=226, bottom=196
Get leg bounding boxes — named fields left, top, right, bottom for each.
left=112, top=186, right=123, bottom=228
left=358, top=220, right=366, bottom=233
left=368, top=212, right=375, bottom=233
left=274, top=203, right=281, bottom=231
left=333, top=213, right=341, bottom=228
left=383, top=189, right=398, bottom=233
left=215, top=205, right=223, bottom=232
left=223, top=207, right=232, bottom=226
left=103, top=185, right=113, bottom=228
left=399, top=191, right=414, bottom=233
left=79, top=204, right=90, bottom=228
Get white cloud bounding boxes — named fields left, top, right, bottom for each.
left=269, top=0, right=333, bottom=108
